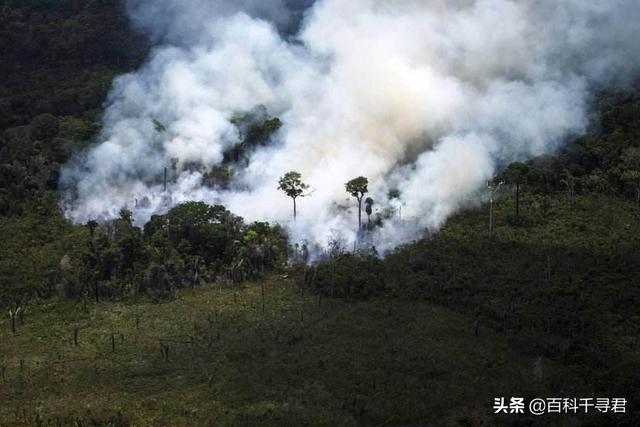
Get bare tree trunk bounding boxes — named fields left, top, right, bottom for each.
left=192, top=256, right=200, bottom=288
left=293, top=197, right=297, bottom=220
left=489, top=199, right=494, bottom=234
left=331, top=261, right=335, bottom=298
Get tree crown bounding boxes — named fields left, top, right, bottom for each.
left=364, top=197, right=374, bottom=215
left=278, top=171, right=309, bottom=199
left=502, top=162, right=530, bottom=184
left=345, top=176, right=369, bottom=199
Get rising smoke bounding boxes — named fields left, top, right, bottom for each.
left=60, top=0, right=640, bottom=252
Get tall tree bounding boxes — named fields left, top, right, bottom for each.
left=622, top=171, right=640, bottom=204
left=388, top=189, right=402, bottom=219
left=502, top=162, right=529, bottom=218
left=345, top=176, right=369, bottom=229
left=487, top=180, right=503, bottom=234
left=278, top=171, right=309, bottom=219
left=621, top=147, right=640, bottom=204
left=364, top=197, right=374, bottom=227
left=560, top=169, right=578, bottom=199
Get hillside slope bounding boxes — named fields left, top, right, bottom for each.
left=2, top=276, right=584, bottom=427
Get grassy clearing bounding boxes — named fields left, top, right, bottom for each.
left=1, top=276, right=580, bottom=426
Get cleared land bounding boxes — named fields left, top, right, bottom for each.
left=2, top=276, right=578, bottom=426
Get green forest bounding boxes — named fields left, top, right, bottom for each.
left=1, top=1, right=639, bottom=426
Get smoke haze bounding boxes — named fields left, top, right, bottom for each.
left=60, top=0, right=640, bottom=252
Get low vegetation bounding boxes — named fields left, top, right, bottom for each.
left=304, top=193, right=640, bottom=425
left=2, top=276, right=590, bottom=426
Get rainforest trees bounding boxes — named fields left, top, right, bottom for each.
left=345, top=176, right=369, bottom=229
left=278, top=171, right=309, bottom=220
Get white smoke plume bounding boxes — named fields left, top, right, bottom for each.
left=61, top=0, right=640, bottom=252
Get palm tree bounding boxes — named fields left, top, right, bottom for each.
left=345, top=176, right=369, bottom=229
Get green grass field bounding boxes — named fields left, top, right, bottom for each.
left=0, top=275, right=589, bottom=426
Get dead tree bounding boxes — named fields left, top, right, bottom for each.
left=487, top=180, right=504, bottom=234
left=8, top=303, right=22, bottom=334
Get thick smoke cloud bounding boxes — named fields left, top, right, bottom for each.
left=61, top=0, right=640, bottom=253
left=125, top=0, right=314, bottom=43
